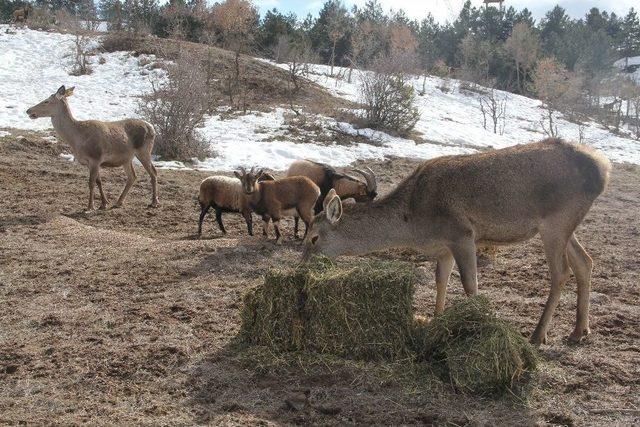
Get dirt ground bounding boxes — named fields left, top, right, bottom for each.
left=1, top=132, right=639, bottom=425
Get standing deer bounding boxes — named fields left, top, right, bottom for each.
left=303, top=139, right=611, bottom=345
left=26, top=86, right=158, bottom=211
left=12, top=5, right=31, bottom=24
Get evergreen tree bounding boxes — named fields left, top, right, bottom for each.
left=619, top=8, right=640, bottom=61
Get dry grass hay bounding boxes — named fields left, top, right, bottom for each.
left=240, top=257, right=416, bottom=361
left=415, top=296, right=538, bottom=395
left=239, top=258, right=537, bottom=396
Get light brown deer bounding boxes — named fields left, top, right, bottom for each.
left=303, top=139, right=611, bottom=345
left=26, top=86, right=158, bottom=211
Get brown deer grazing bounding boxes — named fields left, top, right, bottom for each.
left=26, top=86, right=158, bottom=211
left=286, top=159, right=377, bottom=238
left=12, top=5, right=31, bottom=24
left=235, top=167, right=320, bottom=244
left=303, top=139, right=611, bottom=345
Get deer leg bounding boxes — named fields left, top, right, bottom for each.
left=197, top=203, right=210, bottom=236
left=215, top=208, right=226, bottom=234
left=450, top=240, right=479, bottom=297
left=531, top=231, right=571, bottom=345
left=96, top=171, right=109, bottom=210
left=434, top=252, right=455, bottom=315
left=87, top=166, right=99, bottom=211
left=136, top=150, right=158, bottom=208
left=114, top=161, right=137, bottom=208
left=243, top=211, right=253, bottom=236
left=567, top=234, right=593, bottom=343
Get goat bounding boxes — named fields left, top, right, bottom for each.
left=286, top=159, right=377, bottom=238
left=26, top=86, right=158, bottom=211
left=197, top=173, right=275, bottom=236
left=235, top=167, right=320, bottom=244
left=303, top=139, right=611, bottom=345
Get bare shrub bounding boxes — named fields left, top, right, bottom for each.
left=359, top=56, right=420, bottom=135
left=69, top=20, right=94, bottom=76
left=478, top=86, right=507, bottom=135
left=531, top=58, right=569, bottom=138
left=138, top=53, right=212, bottom=161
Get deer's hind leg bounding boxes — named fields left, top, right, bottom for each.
left=114, top=161, right=137, bottom=208
left=531, top=226, right=572, bottom=345
left=96, top=170, right=109, bottom=210
left=136, top=150, right=158, bottom=208
left=567, top=234, right=593, bottom=343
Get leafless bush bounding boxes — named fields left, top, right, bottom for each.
left=25, top=6, right=55, bottom=30
left=138, top=53, right=212, bottom=161
left=360, top=56, right=420, bottom=135
left=68, top=18, right=94, bottom=76
left=478, top=86, right=507, bottom=135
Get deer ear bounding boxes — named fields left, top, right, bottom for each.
left=325, top=194, right=342, bottom=225
left=65, top=87, right=75, bottom=97
left=56, top=85, right=66, bottom=98
left=323, top=188, right=337, bottom=212
left=234, top=171, right=242, bottom=179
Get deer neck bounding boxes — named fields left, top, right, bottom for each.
left=51, top=100, right=81, bottom=149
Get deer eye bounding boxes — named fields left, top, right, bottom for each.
left=311, top=235, right=319, bottom=244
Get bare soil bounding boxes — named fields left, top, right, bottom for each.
left=1, top=133, right=639, bottom=425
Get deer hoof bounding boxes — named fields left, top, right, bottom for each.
left=529, top=331, right=547, bottom=346
left=98, top=204, right=108, bottom=210
left=568, top=327, right=591, bottom=344
left=275, top=238, right=283, bottom=246
left=148, top=200, right=159, bottom=208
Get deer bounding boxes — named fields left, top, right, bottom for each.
left=302, top=139, right=612, bottom=345
left=26, top=86, right=158, bottom=212
left=12, top=5, right=31, bottom=24
left=285, top=159, right=377, bottom=238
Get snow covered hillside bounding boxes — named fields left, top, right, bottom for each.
left=2, top=25, right=639, bottom=170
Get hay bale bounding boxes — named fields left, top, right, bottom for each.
left=415, top=296, right=538, bottom=395
left=239, top=257, right=415, bottom=360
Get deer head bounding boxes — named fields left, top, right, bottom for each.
left=26, top=85, right=74, bottom=119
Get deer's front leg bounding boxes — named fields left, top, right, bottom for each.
left=87, top=166, right=98, bottom=211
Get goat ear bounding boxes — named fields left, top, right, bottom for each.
left=323, top=188, right=337, bottom=211
left=56, top=85, right=66, bottom=98
left=325, top=194, right=343, bottom=225
left=65, top=87, right=75, bottom=97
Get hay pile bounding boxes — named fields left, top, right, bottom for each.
left=415, top=296, right=538, bottom=395
left=240, top=257, right=415, bottom=360
left=239, top=258, right=537, bottom=395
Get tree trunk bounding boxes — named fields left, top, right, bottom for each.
left=330, top=39, right=337, bottom=77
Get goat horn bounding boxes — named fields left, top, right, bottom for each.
left=351, top=167, right=377, bottom=196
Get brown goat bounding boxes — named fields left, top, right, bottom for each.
left=197, top=173, right=275, bottom=236
left=26, top=86, right=158, bottom=211
left=235, top=168, right=320, bottom=244
left=286, top=159, right=377, bottom=238
left=303, top=139, right=611, bottom=345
